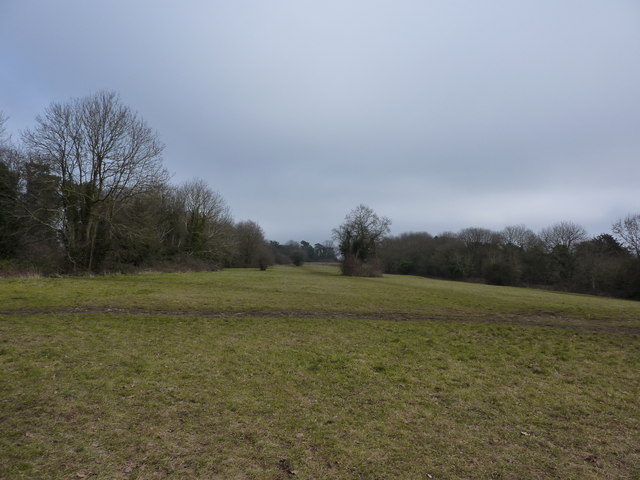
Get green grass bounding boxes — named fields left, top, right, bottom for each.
left=1, top=265, right=639, bottom=479
left=1, top=264, right=640, bottom=323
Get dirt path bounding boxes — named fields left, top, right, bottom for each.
left=1, top=307, right=639, bottom=335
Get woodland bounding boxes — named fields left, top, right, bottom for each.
left=1, top=92, right=638, bottom=299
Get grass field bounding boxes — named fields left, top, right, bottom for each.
left=1, top=265, right=639, bottom=479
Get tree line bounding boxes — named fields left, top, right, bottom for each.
left=2, top=91, right=638, bottom=301
left=0, top=91, right=305, bottom=274
left=383, top=222, right=640, bottom=299
left=333, top=205, right=640, bottom=299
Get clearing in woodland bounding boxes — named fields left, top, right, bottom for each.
left=1, top=264, right=639, bottom=479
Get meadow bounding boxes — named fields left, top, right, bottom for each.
left=1, top=265, right=639, bottom=479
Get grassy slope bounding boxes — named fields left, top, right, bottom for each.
left=1, top=265, right=639, bottom=479
left=1, top=264, right=640, bottom=323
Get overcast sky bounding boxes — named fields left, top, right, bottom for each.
left=1, top=1, right=639, bottom=243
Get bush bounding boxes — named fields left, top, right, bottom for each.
left=257, top=244, right=275, bottom=271
left=290, top=250, right=305, bottom=266
left=340, top=255, right=384, bottom=277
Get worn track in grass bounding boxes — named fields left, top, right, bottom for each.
left=2, top=307, right=638, bottom=335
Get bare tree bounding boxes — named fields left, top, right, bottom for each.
left=540, top=221, right=587, bottom=251
left=458, top=227, right=499, bottom=247
left=501, top=224, right=537, bottom=249
left=333, top=204, right=391, bottom=276
left=176, top=179, right=234, bottom=262
left=22, top=91, right=167, bottom=271
left=0, top=111, right=8, bottom=145
left=612, top=213, right=640, bottom=258
left=234, top=220, right=271, bottom=268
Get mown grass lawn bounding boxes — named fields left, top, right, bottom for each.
left=1, top=265, right=639, bottom=479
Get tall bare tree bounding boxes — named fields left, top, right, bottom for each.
left=234, top=220, right=271, bottom=268
left=458, top=227, right=499, bottom=247
left=22, top=91, right=167, bottom=271
left=176, top=179, right=234, bottom=262
left=540, top=221, right=587, bottom=251
left=501, top=224, right=537, bottom=249
left=612, top=213, right=640, bottom=258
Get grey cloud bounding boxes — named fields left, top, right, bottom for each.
left=1, top=0, right=639, bottom=242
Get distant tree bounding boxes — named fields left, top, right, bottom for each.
left=574, top=234, right=628, bottom=293
left=458, top=227, right=498, bottom=247
left=176, top=179, right=234, bottom=263
left=21, top=90, right=167, bottom=272
left=313, top=241, right=337, bottom=261
left=612, top=213, right=640, bottom=258
left=380, top=232, right=434, bottom=275
left=299, top=240, right=315, bottom=262
left=538, top=222, right=587, bottom=284
left=267, top=241, right=291, bottom=265
left=457, top=227, right=502, bottom=279
left=333, top=204, right=391, bottom=276
left=587, top=233, right=626, bottom=256
left=540, top=221, right=587, bottom=251
left=289, top=243, right=306, bottom=266
left=495, top=225, right=538, bottom=285
left=101, top=178, right=234, bottom=270
left=0, top=150, right=21, bottom=258
left=501, top=224, right=537, bottom=249
left=234, top=220, right=269, bottom=268
left=0, top=115, right=19, bottom=258
left=257, top=243, right=275, bottom=271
